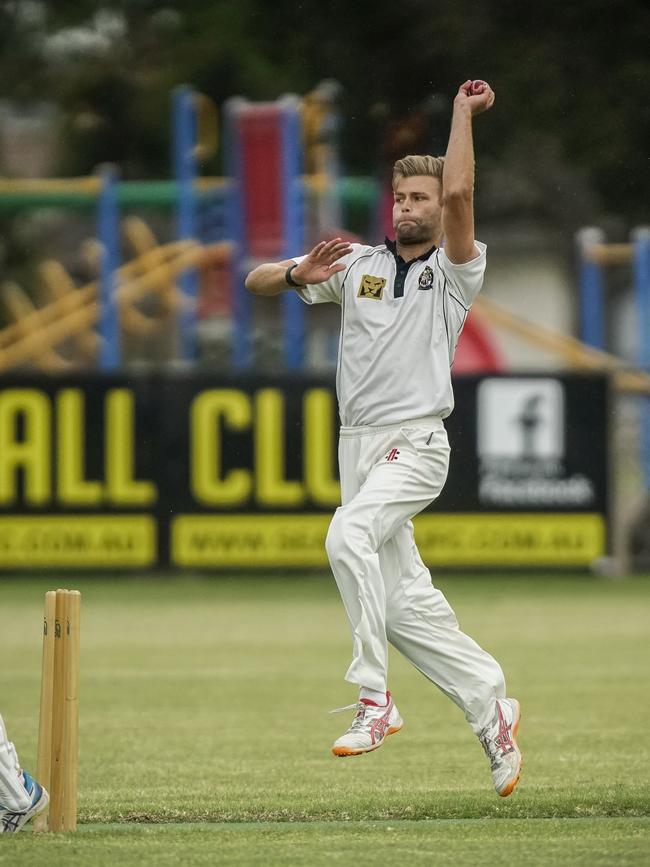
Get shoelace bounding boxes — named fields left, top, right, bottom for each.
left=1, top=811, right=22, bottom=833
left=479, top=718, right=514, bottom=767
left=478, top=730, right=499, bottom=767
left=328, top=702, right=360, bottom=715
left=328, top=702, right=368, bottom=730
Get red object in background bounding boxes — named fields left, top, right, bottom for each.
left=454, top=314, right=505, bottom=373
left=198, top=243, right=233, bottom=319
left=238, top=107, right=284, bottom=259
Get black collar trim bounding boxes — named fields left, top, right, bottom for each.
left=384, top=237, right=437, bottom=263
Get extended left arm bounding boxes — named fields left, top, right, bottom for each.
left=442, top=80, right=495, bottom=264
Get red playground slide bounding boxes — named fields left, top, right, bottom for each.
left=454, top=314, right=505, bottom=373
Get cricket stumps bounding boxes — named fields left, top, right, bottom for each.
left=34, top=589, right=81, bottom=833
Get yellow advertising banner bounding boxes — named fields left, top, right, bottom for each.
left=0, top=515, right=156, bottom=567
left=413, top=513, right=606, bottom=566
left=172, top=512, right=606, bottom=568
left=0, top=374, right=609, bottom=570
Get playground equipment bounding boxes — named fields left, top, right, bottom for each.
left=0, top=217, right=228, bottom=372
left=0, top=85, right=378, bottom=371
left=0, top=169, right=220, bottom=368
left=576, top=228, right=650, bottom=492
left=471, top=293, right=650, bottom=394
left=1, top=85, right=648, bottom=395
left=224, top=95, right=306, bottom=369
left=574, top=226, right=650, bottom=568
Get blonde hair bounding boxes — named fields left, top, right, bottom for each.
left=392, top=154, right=445, bottom=191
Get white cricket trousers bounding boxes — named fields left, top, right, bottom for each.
left=325, top=415, right=506, bottom=734
left=0, top=713, right=31, bottom=812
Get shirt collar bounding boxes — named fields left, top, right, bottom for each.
left=384, top=237, right=437, bottom=263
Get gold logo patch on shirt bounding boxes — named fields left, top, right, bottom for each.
left=357, top=274, right=386, bottom=300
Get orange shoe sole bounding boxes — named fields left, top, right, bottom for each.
left=332, top=724, right=402, bottom=757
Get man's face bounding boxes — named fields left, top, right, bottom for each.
left=392, top=175, right=442, bottom=246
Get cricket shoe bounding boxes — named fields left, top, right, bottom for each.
left=0, top=771, right=49, bottom=833
left=330, top=691, right=403, bottom=757
left=478, top=698, right=522, bottom=797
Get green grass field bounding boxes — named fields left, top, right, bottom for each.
left=1, top=573, right=649, bottom=865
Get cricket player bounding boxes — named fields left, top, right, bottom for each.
left=246, top=79, right=522, bottom=797
left=0, top=713, right=48, bottom=832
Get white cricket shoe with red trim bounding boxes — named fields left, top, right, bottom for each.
left=330, top=691, right=403, bottom=757
left=478, top=698, right=522, bottom=797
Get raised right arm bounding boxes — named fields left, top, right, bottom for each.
left=245, top=238, right=353, bottom=296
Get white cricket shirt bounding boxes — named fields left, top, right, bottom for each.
left=295, top=239, right=487, bottom=427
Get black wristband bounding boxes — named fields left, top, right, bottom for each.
left=285, top=263, right=305, bottom=288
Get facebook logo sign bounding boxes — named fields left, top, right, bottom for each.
left=477, top=379, right=565, bottom=461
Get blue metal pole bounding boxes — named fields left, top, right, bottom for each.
left=633, top=226, right=650, bottom=490
left=97, top=164, right=121, bottom=370
left=576, top=227, right=606, bottom=349
left=280, top=96, right=305, bottom=371
left=173, top=85, right=198, bottom=362
left=223, top=97, right=252, bottom=370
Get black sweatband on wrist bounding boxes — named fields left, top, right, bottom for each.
left=285, top=263, right=305, bottom=288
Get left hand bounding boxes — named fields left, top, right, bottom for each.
left=291, top=238, right=353, bottom=286
left=454, top=80, right=495, bottom=116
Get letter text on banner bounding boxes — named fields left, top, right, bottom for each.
left=255, top=389, right=305, bottom=507
left=303, top=388, right=340, bottom=506
left=57, top=390, right=102, bottom=505
left=191, top=390, right=252, bottom=506
left=0, top=390, right=50, bottom=505
left=105, top=390, right=157, bottom=505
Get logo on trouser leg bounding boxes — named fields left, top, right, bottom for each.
left=385, top=448, right=400, bottom=462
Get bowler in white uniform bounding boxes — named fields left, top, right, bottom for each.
left=246, top=79, right=522, bottom=797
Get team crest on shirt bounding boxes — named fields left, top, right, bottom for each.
left=357, top=274, right=386, bottom=300
left=418, top=266, right=434, bottom=290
